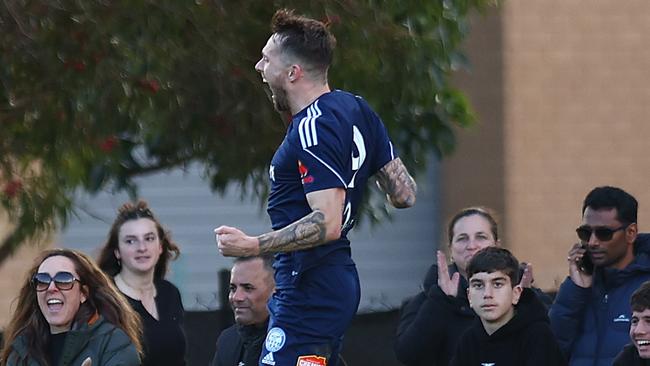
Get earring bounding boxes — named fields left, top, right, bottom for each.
left=117, top=258, right=121, bottom=267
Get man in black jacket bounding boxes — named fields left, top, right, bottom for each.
left=211, top=256, right=275, bottom=366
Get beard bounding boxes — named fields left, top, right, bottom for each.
left=269, top=84, right=290, bottom=113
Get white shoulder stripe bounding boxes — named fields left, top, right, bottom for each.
left=298, top=100, right=322, bottom=148
left=303, top=148, right=346, bottom=186
left=298, top=107, right=311, bottom=148
left=310, top=101, right=321, bottom=145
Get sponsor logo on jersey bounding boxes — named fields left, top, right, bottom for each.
left=298, top=160, right=314, bottom=184
left=296, top=355, right=327, bottom=366
left=261, top=352, right=276, bottom=365
left=613, top=314, right=630, bottom=322
left=265, top=327, right=286, bottom=353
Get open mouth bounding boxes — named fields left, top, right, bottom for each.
left=234, top=307, right=250, bottom=314
left=638, top=340, right=650, bottom=346
left=47, top=298, right=64, bottom=311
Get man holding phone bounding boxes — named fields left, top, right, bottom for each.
left=550, top=186, right=650, bottom=366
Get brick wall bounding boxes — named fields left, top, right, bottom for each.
left=0, top=214, right=51, bottom=326
left=443, top=0, right=650, bottom=291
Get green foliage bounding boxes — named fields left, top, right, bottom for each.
left=0, top=0, right=495, bottom=263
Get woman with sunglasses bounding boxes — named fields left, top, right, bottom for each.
left=1, top=248, right=142, bottom=365
left=394, top=207, right=551, bottom=366
left=98, top=200, right=186, bottom=366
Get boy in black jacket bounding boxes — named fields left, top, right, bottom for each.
left=614, top=280, right=650, bottom=365
left=450, top=247, right=567, bottom=366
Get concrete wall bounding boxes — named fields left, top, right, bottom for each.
left=57, top=162, right=439, bottom=314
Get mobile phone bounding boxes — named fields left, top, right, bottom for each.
left=577, top=243, right=594, bottom=275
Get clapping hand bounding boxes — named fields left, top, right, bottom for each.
left=437, top=251, right=460, bottom=297
left=519, top=262, right=533, bottom=288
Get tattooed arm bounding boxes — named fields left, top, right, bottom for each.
left=375, top=157, right=417, bottom=208
left=215, top=187, right=345, bottom=256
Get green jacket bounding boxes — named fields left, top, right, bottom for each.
left=7, top=315, right=140, bottom=366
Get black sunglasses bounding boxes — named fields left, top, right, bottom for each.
left=576, top=224, right=630, bottom=242
left=33, top=271, right=81, bottom=292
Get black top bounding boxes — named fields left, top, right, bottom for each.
left=124, top=279, right=186, bottom=366
left=614, top=344, right=650, bottom=366
left=395, top=263, right=474, bottom=366
left=395, top=263, right=553, bottom=366
left=211, top=320, right=269, bottom=366
left=48, top=332, right=67, bottom=366
left=449, top=288, right=567, bottom=366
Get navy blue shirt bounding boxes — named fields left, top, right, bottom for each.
left=267, top=90, right=396, bottom=288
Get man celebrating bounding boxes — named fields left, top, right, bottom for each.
left=211, top=256, right=275, bottom=366
left=216, top=8, right=416, bottom=366
left=550, top=186, right=650, bottom=365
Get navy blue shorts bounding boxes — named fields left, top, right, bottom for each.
left=259, top=264, right=360, bottom=366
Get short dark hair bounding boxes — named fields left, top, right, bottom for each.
left=234, top=255, right=275, bottom=275
left=447, top=207, right=499, bottom=245
left=270, top=9, right=336, bottom=77
left=467, top=247, right=520, bottom=286
left=631, top=281, right=650, bottom=312
left=582, top=186, right=638, bottom=225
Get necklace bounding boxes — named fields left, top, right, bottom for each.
left=116, top=273, right=156, bottom=300
left=116, top=273, right=160, bottom=320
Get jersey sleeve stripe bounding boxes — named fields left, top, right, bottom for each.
left=298, top=116, right=307, bottom=148
left=298, top=101, right=322, bottom=149
left=303, top=148, right=347, bottom=187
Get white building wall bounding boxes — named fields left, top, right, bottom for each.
left=58, top=162, right=439, bottom=312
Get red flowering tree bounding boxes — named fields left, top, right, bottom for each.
left=0, top=0, right=495, bottom=263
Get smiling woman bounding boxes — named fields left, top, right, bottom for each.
left=97, top=200, right=186, bottom=366
left=0, top=248, right=142, bottom=366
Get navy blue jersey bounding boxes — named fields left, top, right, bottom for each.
left=267, top=90, right=396, bottom=285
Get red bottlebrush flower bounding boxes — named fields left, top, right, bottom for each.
left=72, top=61, right=86, bottom=72
left=99, top=136, right=118, bottom=153
left=137, top=78, right=160, bottom=93
left=3, top=180, right=22, bottom=198
left=63, top=59, right=86, bottom=71
left=146, top=80, right=160, bottom=93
